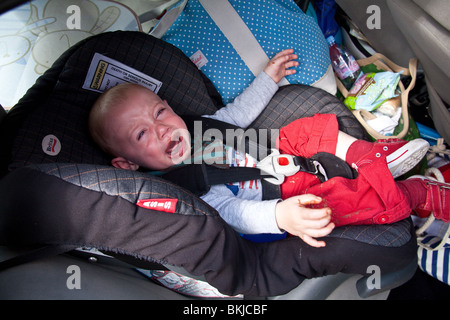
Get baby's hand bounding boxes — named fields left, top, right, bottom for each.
left=264, top=49, right=298, bottom=84
left=275, top=194, right=335, bottom=248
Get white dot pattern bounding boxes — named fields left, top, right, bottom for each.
left=162, top=0, right=330, bottom=104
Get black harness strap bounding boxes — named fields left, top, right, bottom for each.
left=162, top=116, right=357, bottom=199
left=162, top=153, right=356, bottom=198
left=162, top=163, right=276, bottom=197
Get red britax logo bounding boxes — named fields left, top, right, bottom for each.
left=136, top=198, right=178, bottom=213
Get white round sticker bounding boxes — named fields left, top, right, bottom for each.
left=42, top=134, right=61, bottom=156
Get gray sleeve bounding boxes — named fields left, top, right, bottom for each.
left=200, top=184, right=282, bottom=235
left=200, top=72, right=282, bottom=234
left=204, top=71, right=278, bottom=128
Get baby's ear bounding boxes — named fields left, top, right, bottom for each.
left=111, top=157, right=139, bottom=171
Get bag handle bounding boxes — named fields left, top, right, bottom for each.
left=338, top=54, right=418, bottom=140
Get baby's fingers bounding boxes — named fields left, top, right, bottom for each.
left=272, top=48, right=294, bottom=59
left=299, top=221, right=335, bottom=247
left=297, top=194, right=323, bottom=206
left=300, top=206, right=332, bottom=223
left=271, top=50, right=298, bottom=65
left=301, top=234, right=326, bottom=248
left=304, top=221, right=335, bottom=237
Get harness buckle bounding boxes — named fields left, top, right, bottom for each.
left=256, top=150, right=328, bottom=185
left=256, top=150, right=300, bottom=185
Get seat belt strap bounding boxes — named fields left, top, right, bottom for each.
left=198, top=0, right=289, bottom=86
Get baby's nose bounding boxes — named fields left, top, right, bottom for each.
left=156, top=123, right=171, bottom=139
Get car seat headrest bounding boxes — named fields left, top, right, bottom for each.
left=0, top=31, right=222, bottom=175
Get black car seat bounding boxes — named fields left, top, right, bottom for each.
left=0, top=31, right=417, bottom=299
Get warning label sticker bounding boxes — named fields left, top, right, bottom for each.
left=83, top=53, right=162, bottom=93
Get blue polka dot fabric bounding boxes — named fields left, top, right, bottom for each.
left=162, top=0, right=331, bottom=104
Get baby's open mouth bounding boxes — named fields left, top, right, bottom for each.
left=166, top=136, right=184, bottom=158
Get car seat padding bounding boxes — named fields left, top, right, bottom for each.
left=0, top=162, right=417, bottom=297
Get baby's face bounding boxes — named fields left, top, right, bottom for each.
left=105, top=87, right=190, bottom=170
